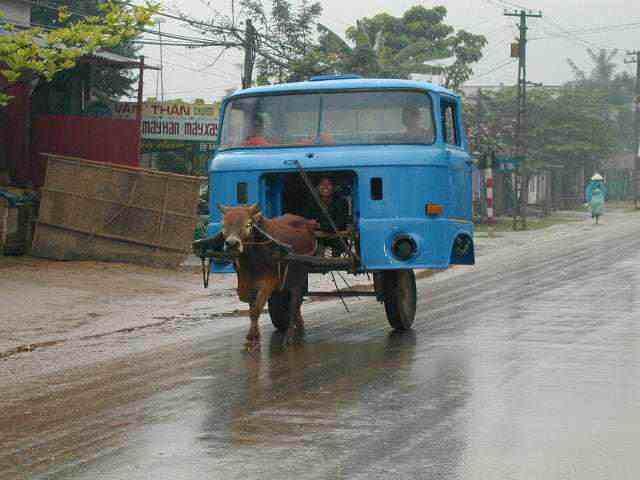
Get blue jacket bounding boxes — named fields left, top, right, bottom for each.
left=585, top=180, right=607, bottom=203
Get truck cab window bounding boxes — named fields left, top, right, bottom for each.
left=441, top=101, right=459, bottom=147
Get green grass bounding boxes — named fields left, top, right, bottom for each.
left=475, top=215, right=581, bottom=233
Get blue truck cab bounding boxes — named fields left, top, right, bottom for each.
left=207, top=76, right=475, bottom=274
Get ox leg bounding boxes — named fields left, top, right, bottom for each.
left=247, top=283, right=277, bottom=348
left=284, top=286, right=305, bottom=344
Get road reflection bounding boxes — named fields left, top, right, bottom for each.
left=196, top=328, right=473, bottom=479
left=198, top=330, right=418, bottom=448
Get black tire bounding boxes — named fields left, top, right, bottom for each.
left=382, top=270, right=417, bottom=331
left=268, top=290, right=291, bottom=332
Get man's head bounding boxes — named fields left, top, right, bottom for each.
left=402, top=105, right=422, bottom=130
left=317, top=177, right=335, bottom=199
left=217, top=203, right=262, bottom=253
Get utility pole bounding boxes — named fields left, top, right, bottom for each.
left=504, top=9, right=542, bottom=230
left=625, top=51, right=640, bottom=208
left=155, top=19, right=166, bottom=102
left=242, top=19, right=256, bottom=89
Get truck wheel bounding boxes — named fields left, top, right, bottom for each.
left=382, top=270, right=417, bottom=331
left=268, top=290, right=290, bottom=331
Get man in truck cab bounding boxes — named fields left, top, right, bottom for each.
left=401, top=105, right=432, bottom=143
left=304, top=176, right=351, bottom=257
left=243, top=113, right=273, bottom=146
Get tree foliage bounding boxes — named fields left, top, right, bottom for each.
left=179, top=0, right=322, bottom=85
left=567, top=48, right=635, bottom=154
left=298, top=6, right=486, bottom=90
left=0, top=1, right=158, bottom=106
left=472, top=86, right=617, bottom=175
left=471, top=47, right=633, bottom=177
left=248, top=0, right=323, bottom=84
left=180, top=3, right=485, bottom=89
left=30, top=0, right=144, bottom=100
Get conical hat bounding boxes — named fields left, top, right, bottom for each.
left=591, top=173, right=603, bottom=181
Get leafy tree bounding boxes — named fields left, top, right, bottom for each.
left=179, top=3, right=485, bottom=89
left=30, top=0, right=143, bottom=100
left=471, top=85, right=617, bottom=226
left=567, top=48, right=635, bottom=155
left=0, top=1, right=158, bottom=106
left=298, top=6, right=486, bottom=90
left=478, top=86, right=616, bottom=172
left=178, top=0, right=322, bottom=86
left=568, top=48, right=618, bottom=87
left=250, top=0, right=323, bottom=84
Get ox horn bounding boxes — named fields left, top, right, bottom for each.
left=217, top=203, right=230, bottom=214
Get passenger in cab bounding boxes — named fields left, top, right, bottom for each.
left=304, top=177, right=350, bottom=256
left=401, top=105, right=431, bottom=143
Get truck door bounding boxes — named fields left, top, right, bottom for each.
left=440, top=96, right=472, bottom=221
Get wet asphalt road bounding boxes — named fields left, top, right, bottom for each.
left=2, top=218, right=640, bottom=479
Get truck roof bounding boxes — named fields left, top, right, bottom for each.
left=228, top=77, right=460, bottom=99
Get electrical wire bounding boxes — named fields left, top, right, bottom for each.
left=145, top=55, right=238, bottom=82
left=468, top=59, right=517, bottom=82
left=541, top=17, right=612, bottom=51
left=481, top=0, right=530, bottom=13
left=530, top=20, right=640, bottom=39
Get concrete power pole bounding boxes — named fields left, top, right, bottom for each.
left=242, top=19, right=257, bottom=89
left=504, top=9, right=542, bottom=230
left=625, top=51, right=640, bottom=208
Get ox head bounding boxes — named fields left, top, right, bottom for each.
left=218, top=203, right=262, bottom=253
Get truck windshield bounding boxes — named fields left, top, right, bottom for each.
left=220, top=90, right=435, bottom=149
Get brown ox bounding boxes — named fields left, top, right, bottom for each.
left=218, top=204, right=317, bottom=348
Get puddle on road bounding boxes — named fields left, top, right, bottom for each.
left=196, top=330, right=421, bottom=449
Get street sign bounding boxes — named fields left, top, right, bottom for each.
left=495, top=156, right=522, bottom=172
left=110, top=101, right=220, bottom=142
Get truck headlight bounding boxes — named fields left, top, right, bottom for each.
left=392, top=235, right=418, bottom=261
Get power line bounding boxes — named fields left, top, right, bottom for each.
left=469, top=59, right=517, bottom=81
left=144, top=55, right=238, bottom=82
left=530, top=20, right=640, bottom=40
left=541, top=17, right=613, bottom=51
left=481, top=0, right=530, bottom=12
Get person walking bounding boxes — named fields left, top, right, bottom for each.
left=585, top=173, right=606, bottom=224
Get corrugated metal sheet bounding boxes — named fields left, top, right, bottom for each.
left=2, top=82, right=30, bottom=185
left=31, top=115, right=140, bottom=187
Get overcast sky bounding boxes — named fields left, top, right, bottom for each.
left=134, top=0, right=639, bottom=102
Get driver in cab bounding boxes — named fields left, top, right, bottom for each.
left=243, top=114, right=273, bottom=147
